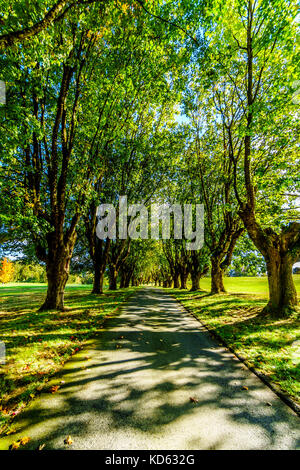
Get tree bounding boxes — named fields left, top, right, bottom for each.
left=0, top=257, right=14, bottom=283
left=188, top=248, right=209, bottom=291
left=202, top=0, right=299, bottom=315
left=182, top=102, right=244, bottom=293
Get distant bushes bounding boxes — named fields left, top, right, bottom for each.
left=0, top=260, right=92, bottom=284
left=12, top=262, right=47, bottom=283
left=67, top=273, right=83, bottom=284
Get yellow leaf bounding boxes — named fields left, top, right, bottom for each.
left=11, top=441, right=20, bottom=450
left=64, top=435, right=73, bottom=445
left=20, top=437, right=31, bottom=445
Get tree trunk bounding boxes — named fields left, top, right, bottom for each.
left=173, top=272, right=180, bottom=288
left=41, top=264, right=68, bottom=310
left=264, top=250, right=297, bottom=316
left=109, top=265, right=118, bottom=290
left=120, top=270, right=131, bottom=288
left=119, top=271, right=125, bottom=288
left=40, top=234, right=76, bottom=311
left=124, top=276, right=131, bottom=288
left=238, top=208, right=299, bottom=316
left=211, top=257, right=226, bottom=294
left=190, top=272, right=201, bottom=291
left=180, top=272, right=188, bottom=289
left=92, top=268, right=104, bottom=294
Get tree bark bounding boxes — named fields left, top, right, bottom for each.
left=180, top=272, right=188, bottom=289
left=239, top=208, right=299, bottom=316
left=211, top=257, right=226, bottom=294
left=120, top=273, right=125, bottom=288
left=264, top=250, right=297, bottom=315
left=109, top=265, right=118, bottom=290
left=190, top=272, right=201, bottom=291
left=92, top=268, right=105, bottom=294
left=173, top=272, right=180, bottom=288
left=40, top=233, right=76, bottom=310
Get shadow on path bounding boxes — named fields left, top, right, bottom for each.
left=1, top=288, right=299, bottom=450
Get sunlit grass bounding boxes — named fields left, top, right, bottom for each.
left=0, top=284, right=136, bottom=435
left=196, top=274, right=300, bottom=297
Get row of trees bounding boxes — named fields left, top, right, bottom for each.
left=0, top=0, right=299, bottom=317
left=151, top=0, right=300, bottom=316
left=0, top=1, right=187, bottom=308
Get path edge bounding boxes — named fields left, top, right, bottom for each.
left=166, top=290, right=300, bottom=418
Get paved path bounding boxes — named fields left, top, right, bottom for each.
left=1, top=288, right=299, bottom=450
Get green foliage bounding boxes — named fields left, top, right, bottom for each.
left=12, top=262, right=47, bottom=283
left=230, top=235, right=266, bottom=276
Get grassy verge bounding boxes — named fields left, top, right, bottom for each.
left=0, top=283, right=136, bottom=436
left=186, top=274, right=300, bottom=296
left=170, top=286, right=300, bottom=406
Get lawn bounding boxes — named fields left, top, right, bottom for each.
left=0, top=283, right=136, bottom=436
left=197, top=274, right=300, bottom=296
left=170, top=275, right=300, bottom=406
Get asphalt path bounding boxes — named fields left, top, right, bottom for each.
left=1, top=288, right=299, bottom=450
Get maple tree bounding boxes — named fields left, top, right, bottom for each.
left=0, top=258, right=14, bottom=283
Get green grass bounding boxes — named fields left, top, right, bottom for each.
left=0, top=283, right=136, bottom=435
left=197, top=274, right=300, bottom=297
left=170, top=275, right=300, bottom=405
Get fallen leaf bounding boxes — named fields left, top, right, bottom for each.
left=241, top=386, right=248, bottom=391
left=64, top=435, right=73, bottom=445
left=20, top=437, right=31, bottom=445
left=5, top=428, right=17, bottom=436
left=11, top=441, right=20, bottom=450
left=50, top=385, right=60, bottom=394
left=189, top=397, right=199, bottom=404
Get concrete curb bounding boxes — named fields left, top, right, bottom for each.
left=168, top=291, right=300, bottom=418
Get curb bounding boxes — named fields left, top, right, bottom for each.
left=169, top=291, right=300, bottom=418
